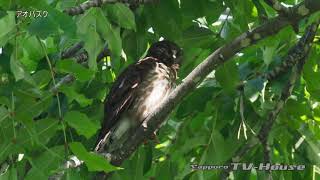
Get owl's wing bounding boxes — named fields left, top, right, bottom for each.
left=95, top=58, right=156, bottom=150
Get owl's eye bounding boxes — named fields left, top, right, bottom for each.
left=172, top=50, right=177, bottom=59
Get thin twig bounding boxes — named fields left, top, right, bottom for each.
left=264, top=0, right=289, bottom=15
left=64, top=0, right=157, bottom=16
left=237, top=19, right=319, bottom=90
left=50, top=75, right=75, bottom=94
left=48, top=1, right=320, bottom=178
left=258, top=21, right=319, bottom=157
left=50, top=45, right=110, bottom=93
left=61, top=41, right=84, bottom=59
left=102, top=2, right=320, bottom=167
left=38, top=37, right=70, bottom=160
left=220, top=22, right=319, bottom=179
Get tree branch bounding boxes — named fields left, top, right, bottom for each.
left=50, top=75, right=75, bottom=94
left=264, top=0, right=290, bottom=15
left=104, top=1, right=320, bottom=166
left=237, top=18, right=319, bottom=89
left=51, top=45, right=111, bottom=93
left=220, top=22, right=319, bottom=179
left=48, top=156, right=83, bottom=180
left=61, top=41, right=84, bottom=59
left=64, top=0, right=157, bottom=16
left=258, top=23, right=319, bottom=141
left=48, top=0, right=320, bottom=178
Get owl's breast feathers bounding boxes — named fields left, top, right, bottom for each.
left=95, top=57, right=177, bottom=151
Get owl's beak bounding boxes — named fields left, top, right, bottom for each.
left=176, top=55, right=183, bottom=65
left=172, top=63, right=180, bottom=70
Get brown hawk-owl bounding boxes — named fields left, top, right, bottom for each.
left=95, top=40, right=183, bottom=152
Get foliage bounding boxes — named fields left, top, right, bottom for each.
left=0, top=0, right=319, bottom=179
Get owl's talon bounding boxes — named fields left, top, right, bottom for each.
left=142, top=121, right=148, bottom=129
left=150, top=132, right=160, bottom=144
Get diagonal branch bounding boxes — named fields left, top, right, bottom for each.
left=61, top=41, right=84, bottom=59
left=64, top=0, right=157, bottom=16
left=237, top=18, right=319, bottom=89
left=105, top=0, right=320, bottom=166
left=258, top=23, right=319, bottom=142
left=50, top=20, right=315, bottom=179
left=264, top=0, right=290, bottom=15
left=257, top=23, right=318, bottom=178
left=51, top=45, right=111, bottom=93
left=220, top=22, right=319, bottom=179
left=48, top=0, right=320, bottom=179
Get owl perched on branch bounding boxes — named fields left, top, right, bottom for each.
left=95, top=40, right=183, bottom=152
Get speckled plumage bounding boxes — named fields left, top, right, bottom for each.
left=95, top=40, right=182, bottom=152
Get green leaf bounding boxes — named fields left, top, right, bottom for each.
left=83, top=29, right=103, bottom=71
left=55, top=60, right=95, bottom=82
left=224, top=0, right=255, bottom=31
left=47, top=6, right=77, bottom=38
left=181, top=25, right=217, bottom=48
left=69, top=142, right=120, bottom=172
left=216, top=60, right=240, bottom=95
left=17, top=0, right=47, bottom=8
left=173, top=136, right=207, bottom=156
left=10, top=53, right=25, bottom=81
left=122, top=31, right=148, bottom=61
left=283, top=99, right=312, bottom=118
left=262, top=45, right=277, bottom=66
left=25, top=146, right=64, bottom=180
left=144, top=0, right=182, bottom=40
left=64, top=111, right=99, bottom=139
left=154, top=161, right=174, bottom=180
left=59, top=85, right=93, bottom=107
left=0, top=96, right=10, bottom=107
left=20, top=36, right=45, bottom=71
left=76, top=9, right=103, bottom=70
left=181, top=0, right=223, bottom=23
left=177, top=87, right=218, bottom=118
left=112, top=146, right=145, bottom=179
left=34, top=118, right=60, bottom=144
left=32, top=70, right=51, bottom=88
left=303, top=46, right=320, bottom=101
left=64, top=169, right=83, bottom=180
left=143, top=144, right=153, bottom=175
left=0, top=2, right=13, bottom=10
left=0, top=167, right=18, bottom=180
left=244, top=78, right=265, bottom=102
left=15, top=92, right=53, bottom=122
left=179, top=48, right=211, bottom=78
left=298, top=126, right=320, bottom=164
left=10, top=52, right=36, bottom=86
left=202, top=130, right=235, bottom=164
left=96, top=9, right=122, bottom=58
left=106, top=3, right=136, bottom=30
left=28, top=17, right=60, bottom=39
left=28, top=5, right=76, bottom=39
left=17, top=118, right=59, bottom=148
left=0, top=12, right=15, bottom=46
left=0, top=106, right=9, bottom=124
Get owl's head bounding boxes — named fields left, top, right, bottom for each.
left=146, top=40, right=183, bottom=68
